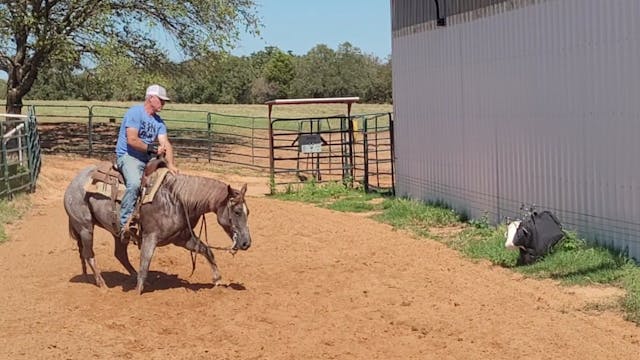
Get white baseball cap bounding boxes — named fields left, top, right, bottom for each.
left=145, top=84, right=170, bottom=101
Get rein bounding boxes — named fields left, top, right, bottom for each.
left=181, top=200, right=237, bottom=277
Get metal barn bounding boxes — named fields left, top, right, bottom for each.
left=391, top=0, right=640, bottom=260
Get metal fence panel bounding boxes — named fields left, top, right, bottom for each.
left=1, top=108, right=41, bottom=199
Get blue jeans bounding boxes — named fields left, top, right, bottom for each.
left=117, top=154, right=146, bottom=229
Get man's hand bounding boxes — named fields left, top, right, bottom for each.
left=157, top=144, right=168, bottom=156
left=167, top=164, right=179, bottom=175
left=146, top=143, right=158, bottom=155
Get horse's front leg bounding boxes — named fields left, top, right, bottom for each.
left=184, top=236, right=222, bottom=286
left=113, top=234, right=137, bottom=278
left=136, top=234, right=158, bottom=295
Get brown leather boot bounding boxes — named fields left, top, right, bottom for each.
left=123, top=216, right=140, bottom=245
left=119, top=227, right=130, bottom=244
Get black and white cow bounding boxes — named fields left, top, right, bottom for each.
left=504, top=211, right=565, bottom=265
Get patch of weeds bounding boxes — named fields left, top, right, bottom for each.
left=469, top=213, right=491, bottom=229
left=457, top=225, right=519, bottom=267
left=515, top=232, right=633, bottom=285
left=372, top=197, right=461, bottom=237
left=0, top=194, right=30, bottom=243
left=272, top=180, right=351, bottom=205
left=622, top=268, right=640, bottom=324
left=272, top=181, right=384, bottom=213
left=327, top=193, right=383, bottom=213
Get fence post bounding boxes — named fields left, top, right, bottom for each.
left=88, top=105, right=94, bottom=157
left=268, top=108, right=275, bottom=193
left=251, top=117, right=255, bottom=165
left=388, top=113, right=395, bottom=196
left=0, top=120, right=10, bottom=198
left=207, top=113, right=212, bottom=163
left=26, top=107, right=41, bottom=193
left=347, top=116, right=355, bottom=186
left=363, top=116, right=369, bottom=193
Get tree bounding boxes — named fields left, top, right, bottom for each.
left=0, top=78, right=6, bottom=99
left=290, top=44, right=337, bottom=98
left=262, top=50, right=294, bottom=99
left=367, top=58, right=392, bottom=103
left=0, top=0, right=260, bottom=113
left=26, top=57, right=81, bottom=100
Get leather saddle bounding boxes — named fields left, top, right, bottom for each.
left=89, top=158, right=167, bottom=197
left=85, top=158, right=170, bottom=232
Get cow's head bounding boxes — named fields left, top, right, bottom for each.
left=504, top=220, right=527, bottom=250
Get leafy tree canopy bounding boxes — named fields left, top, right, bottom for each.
left=0, top=0, right=260, bottom=113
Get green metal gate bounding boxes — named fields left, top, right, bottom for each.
left=1, top=107, right=42, bottom=199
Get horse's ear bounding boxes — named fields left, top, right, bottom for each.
left=227, top=184, right=233, bottom=198
left=240, top=183, right=247, bottom=197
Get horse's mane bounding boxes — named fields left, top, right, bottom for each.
left=162, top=174, right=228, bottom=214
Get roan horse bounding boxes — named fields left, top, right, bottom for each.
left=63, top=164, right=251, bottom=294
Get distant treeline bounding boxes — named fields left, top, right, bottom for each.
left=1, top=43, right=391, bottom=104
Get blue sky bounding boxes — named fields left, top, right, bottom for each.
left=230, top=0, right=391, bottom=59
left=1, top=1, right=390, bottom=80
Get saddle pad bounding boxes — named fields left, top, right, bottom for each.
left=84, top=167, right=170, bottom=204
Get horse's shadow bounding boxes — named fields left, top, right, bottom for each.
left=69, top=271, right=247, bottom=293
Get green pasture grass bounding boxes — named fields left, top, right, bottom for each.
left=13, top=100, right=392, bottom=123
left=0, top=194, right=30, bottom=243
left=12, top=100, right=392, bottom=137
left=274, top=181, right=640, bottom=325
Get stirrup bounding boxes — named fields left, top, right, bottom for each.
left=120, top=226, right=140, bottom=246
left=119, top=228, right=130, bottom=244
left=120, top=215, right=140, bottom=245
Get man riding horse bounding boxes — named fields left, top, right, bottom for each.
left=115, top=84, right=179, bottom=243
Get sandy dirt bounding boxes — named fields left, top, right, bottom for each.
left=1, top=155, right=639, bottom=360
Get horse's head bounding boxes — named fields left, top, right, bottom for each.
left=218, top=183, right=251, bottom=251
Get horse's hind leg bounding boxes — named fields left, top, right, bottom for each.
left=75, top=236, right=88, bottom=276
left=86, top=257, right=106, bottom=288
left=183, top=237, right=222, bottom=286
left=113, top=234, right=137, bottom=277
left=78, top=228, right=106, bottom=287
left=70, top=221, right=105, bottom=287
left=69, top=223, right=88, bottom=276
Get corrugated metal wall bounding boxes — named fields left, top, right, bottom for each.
left=391, top=0, right=640, bottom=260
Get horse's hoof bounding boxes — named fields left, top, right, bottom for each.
left=123, top=276, right=137, bottom=286
left=213, top=276, right=223, bottom=287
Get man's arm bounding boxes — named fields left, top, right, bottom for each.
left=126, top=128, right=152, bottom=153
left=157, top=134, right=178, bottom=174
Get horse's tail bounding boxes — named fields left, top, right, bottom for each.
left=68, top=221, right=87, bottom=275
left=68, top=220, right=79, bottom=241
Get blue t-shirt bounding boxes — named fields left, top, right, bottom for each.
left=115, top=104, right=167, bottom=162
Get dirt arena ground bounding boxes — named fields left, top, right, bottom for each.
left=1, top=155, right=640, bottom=359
